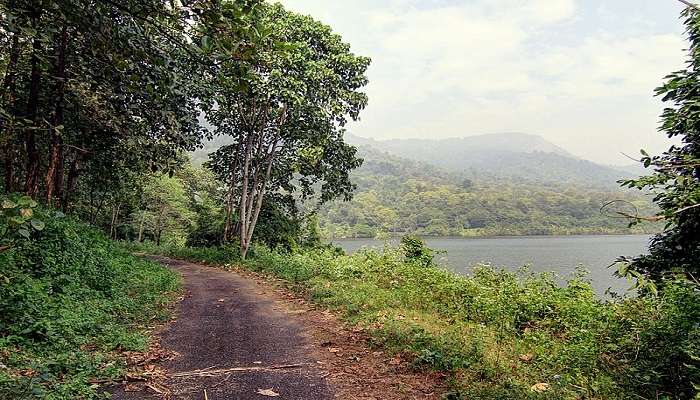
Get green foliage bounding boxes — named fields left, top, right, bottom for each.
left=620, top=8, right=700, bottom=282
left=145, top=243, right=699, bottom=399
left=204, top=2, right=369, bottom=257
left=318, top=147, right=660, bottom=238
left=400, top=234, right=434, bottom=267
left=139, top=174, right=195, bottom=246
left=0, top=213, right=179, bottom=399
left=0, top=194, right=43, bottom=246
left=0, top=0, right=236, bottom=203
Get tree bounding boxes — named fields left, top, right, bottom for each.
left=621, top=7, right=700, bottom=283
left=206, top=3, right=370, bottom=258
left=139, top=174, right=193, bottom=246
left=0, top=0, right=259, bottom=210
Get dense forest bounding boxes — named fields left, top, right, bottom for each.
left=0, top=0, right=368, bottom=257
left=1, top=0, right=699, bottom=399
left=318, top=145, right=659, bottom=238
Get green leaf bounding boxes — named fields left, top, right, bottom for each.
left=30, top=219, right=45, bottom=231
left=17, top=196, right=34, bottom=206
left=18, top=229, right=30, bottom=239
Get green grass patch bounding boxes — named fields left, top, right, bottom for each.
left=0, top=216, right=180, bottom=399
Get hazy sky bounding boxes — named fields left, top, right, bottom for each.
left=277, top=0, right=688, bottom=165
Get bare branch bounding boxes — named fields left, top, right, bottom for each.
left=677, top=0, right=700, bottom=11
left=675, top=203, right=700, bottom=214
left=600, top=199, right=666, bottom=222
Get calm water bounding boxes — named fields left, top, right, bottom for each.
left=332, top=235, right=652, bottom=296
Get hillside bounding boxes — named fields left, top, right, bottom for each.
left=190, top=133, right=658, bottom=238
left=317, top=146, right=658, bottom=238
left=346, top=133, right=636, bottom=188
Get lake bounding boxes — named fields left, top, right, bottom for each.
left=332, top=235, right=652, bottom=296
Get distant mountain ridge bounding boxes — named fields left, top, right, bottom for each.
left=346, top=133, right=638, bottom=188
left=347, top=132, right=573, bottom=156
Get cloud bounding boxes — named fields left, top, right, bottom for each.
left=275, top=0, right=686, bottom=164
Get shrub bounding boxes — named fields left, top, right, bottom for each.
left=0, top=212, right=179, bottom=399
left=400, top=234, right=435, bottom=267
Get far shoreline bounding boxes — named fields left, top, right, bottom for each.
left=328, top=232, right=656, bottom=242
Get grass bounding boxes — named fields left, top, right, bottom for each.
left=0, top=215, right=180, bottom=399
left=128, top=241, right=699, bottom=400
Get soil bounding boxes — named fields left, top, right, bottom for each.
left=108, top=256, right=447, bottom=400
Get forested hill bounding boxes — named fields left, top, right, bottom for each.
left=317, top=145, right=658, bottom=238
left=346, top=133, right=636, bottom=189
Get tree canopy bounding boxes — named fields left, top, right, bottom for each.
left=205, top=3, right=370, bottom=257
left=621, top=7, right=700, bottom=283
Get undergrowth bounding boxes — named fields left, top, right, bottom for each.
left=0, top=213, right=180, bottom=399
left=130, top=241, right=699, bottom=400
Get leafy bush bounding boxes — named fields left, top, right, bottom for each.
left=0, top=194, right=45, bottom=247
left=146, top=242, right=699, bottom=399
left=0, top=212, right=180, bottom=399
left=400, top=234, right=435, bottom=267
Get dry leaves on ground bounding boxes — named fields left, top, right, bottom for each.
left=256, top=388, right=280, bottom=397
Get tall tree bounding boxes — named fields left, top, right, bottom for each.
left=206, top=3, right=370, bottom=258
left=622, top=7, right=700, bottom=282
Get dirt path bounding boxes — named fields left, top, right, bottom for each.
left=110, top=256, right=446, bottom=400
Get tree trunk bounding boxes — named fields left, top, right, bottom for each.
left=24, top=9, right=43, bottom=198
left=246, top=139, right=279, bottom=247
left=239, top=134, right=254, bottom=259
left=62, top=155, right=82, bottom=212
left=1, top=33, right=20, bottom=193
left=3, top=150, right=13, bottom=193
left=0, top=34, right=20, bottom=100
left=93, top=195, right=105, bottom=225
left=223, top=194, right=234, bottom=242
left=223, top=140, right=243, bottom=242
left=137, top=210, right=146, bottom=242
left=155, top=205, right=166, bottom=246
left=54, top=146, right=65, bottom=203
left=45, top=26, right=69, bottom=204
left=238, top=106, right=286, bottom=259
left=110, top=203, right=121, bottom=240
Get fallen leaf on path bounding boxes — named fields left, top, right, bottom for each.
left=530, top=383, right=550, bottom=392
left=328, top=347, right=341, bottom=353
left=519, top=353, right=534, bottom=362
left=257, top=388, right=280, bottom=397
left=217, top=299, right=225, bottom=303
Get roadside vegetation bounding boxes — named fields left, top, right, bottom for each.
left=129, top=238, right=699, bottom=400
left=0, top=197, right=179, bottom=399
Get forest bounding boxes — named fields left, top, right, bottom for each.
left=318, top=146, right=659, bottom=238
left=1, top=0, right=699, bottom=399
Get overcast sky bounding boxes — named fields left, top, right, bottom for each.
left=277, top=0, right=688, bottom=165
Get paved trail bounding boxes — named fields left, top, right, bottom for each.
left=111, top=256, right=333, bottom=400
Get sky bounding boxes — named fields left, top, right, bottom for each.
left=276, top=0, right=689, bottom=165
